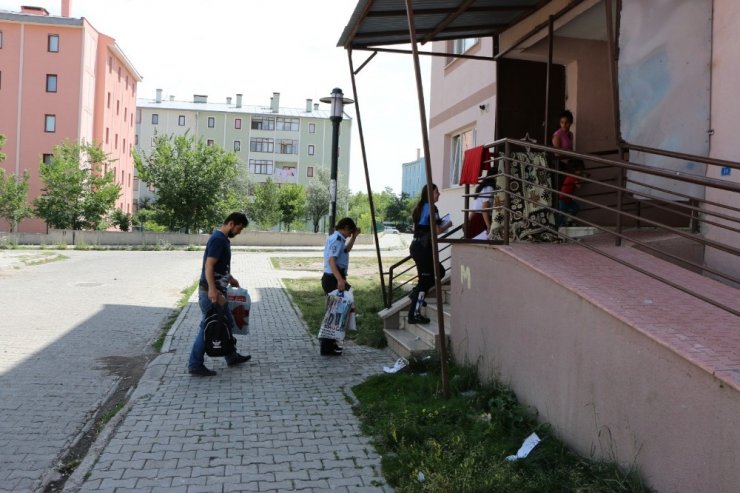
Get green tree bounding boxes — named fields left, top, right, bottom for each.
left=134, top=134, right=240, bottom=232
left=0, top=135, right=35, bottom=232
left=383, top=191, right=413, bottom=230
left=111, top=208, right=132, bottom=232
left=0, top=170, right=34, bottom=232
left=305, top=168, right=349, bottom=233
left=277, top=183, right=306, bottom=231
left=35, top=141, right=121, bottom=230
left=247, top=178, right=281, bottom=230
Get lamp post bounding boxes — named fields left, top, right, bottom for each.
left=320, top=88, right=354, bottom=230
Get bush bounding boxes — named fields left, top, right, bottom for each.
left=111, top=209, right=132, bottom=232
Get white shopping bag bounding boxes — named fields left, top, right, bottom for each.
left=226, top=287, right=251, bottom=336
left=318, top=289, right=354, bottom=341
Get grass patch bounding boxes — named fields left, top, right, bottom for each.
left=152, top=280, right=199, bottom=352
left=352, top=360, right=649, bottom=493
left=19, top=253, right=68, bottom=266
left=273, top=256, right=406, bottom=273
left=95, top=401, right=125, bottom=433
left=283, top=276, right=387, bottom=348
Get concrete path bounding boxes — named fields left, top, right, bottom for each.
left=74, top=252, right=396, bottom=493
left=0, top=250, right=204, bottom=493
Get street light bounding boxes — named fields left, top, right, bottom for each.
left=320, top=88, right=354, bottom=231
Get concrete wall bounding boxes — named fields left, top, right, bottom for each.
left=705, top=0, right=740, bottom=282
left=0, top=229, right=374, bottom=247
left=449, top=244, right=740, bottom=493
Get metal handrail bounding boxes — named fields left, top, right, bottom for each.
left=384, top=224, right=463, bottom=308
left=464, top=138, right=740, bottom=317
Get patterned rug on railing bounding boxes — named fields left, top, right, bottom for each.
left=489, top=151, right=560, bottom=242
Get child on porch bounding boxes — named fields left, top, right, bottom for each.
left=558, top=160, right=585, bottom=227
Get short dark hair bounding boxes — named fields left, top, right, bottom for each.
left=224, top=212, right=249, bottom=227
left=559, top=110, right=574, bottom=124
left=335, top=217, right=356, bottom=232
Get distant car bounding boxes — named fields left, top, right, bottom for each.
left=384, top=227, right=399, bottom=234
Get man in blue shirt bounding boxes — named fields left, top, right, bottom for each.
left=188, top=212, right=251, bottom=376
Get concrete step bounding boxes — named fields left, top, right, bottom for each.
left=384, top=328, right=435, bottom=359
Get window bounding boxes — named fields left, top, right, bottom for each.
left=234, top=141, right=241, bottom=152
left=151, top=113, right=159, bottom=125
left=105, top=127, right=109, bottom=143
left=108, top=56, right=112, bottom=73
left=307, top=166, right=314, bottom=177
left=249, top=159, right=273, bottom=175
left=276, top=117, right=299, bottom=131
left=277, top=139, right=298, bottom=155
left=251, top=117, right=275, bottom=130
left=453, top=37, right=478, bottom=55
left=115, top=134, right=118, bottom=149
left=309, top=123, right=316, bottom=134
left=42, top=153, right=53, bottom=165
left=44, top=114, right=56, bottom=132
left=116, top=100, right=120, bottom=115
left=250, top=137, right=274, bottom=153
left=207, top=117, right=215, bottom=128
left=136, top=109, right=141, bottom=123
left=308, top=144, right=315, bottom=156
left=178, top=115, right=185, bottom=126
left=234, top=118, right=242, bottom=129
left=124, top=108, right=127, bottom=122
left=449, top=128, right=475, bottom=186
left=46, top=74, right=57, bottom=92
left=48, top=34, right=59, bottom=53
left=107, top=92, right=111, bottom=108
left=134, top=134, right=138, bottom=145
left=117, top=67, right=121, bottom=82
left=0, top=31, right=3, bottom=49
left=125, top=75, right=129, bottom=90
left=207, top=139, right=214, bottom=146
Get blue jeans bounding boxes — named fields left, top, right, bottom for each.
left=558, top=200, right=580, bottom=226
left=188, top=289, right=238, bottom=370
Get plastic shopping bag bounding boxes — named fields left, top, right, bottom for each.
left=226, top=286, right=251, bottom=336
left=318, top=289, right=354, bottom=341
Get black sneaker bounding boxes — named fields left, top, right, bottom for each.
left=408, top=314, right=430, bottom=324
left=226, top=354, right=252, bottom=367
left=189, top=366, right=217, bottom=377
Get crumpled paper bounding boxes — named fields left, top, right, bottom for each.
left=383, top=358, right=409, bottom=374
left=505, top=433, right=541, bottom=462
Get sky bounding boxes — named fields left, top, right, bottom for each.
left=0, top=0, right=431, bottom=194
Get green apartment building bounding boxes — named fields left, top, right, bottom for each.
left=134, top=90, right=352, bottom=208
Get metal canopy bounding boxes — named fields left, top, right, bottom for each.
left=337, top=0, right=551, bottom=49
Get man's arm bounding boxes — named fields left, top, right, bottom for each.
left=328, top=256, right=346, bottom=292
left=205, top=257, right=226, bottom=304
left=344, top=228, right=361, bottom=253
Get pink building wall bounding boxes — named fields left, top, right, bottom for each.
left=0, top=7, right=140, bottom=232
left=706, top=0, right=740, bottom=282
left=429, top=38, right=496, bottom=227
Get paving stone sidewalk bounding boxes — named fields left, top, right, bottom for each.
left=75, top=253, right=396, bottom=493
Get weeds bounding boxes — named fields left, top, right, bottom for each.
left=352, top=359, right=649, bottom=493
left=152, top=280, right=198, bottom=351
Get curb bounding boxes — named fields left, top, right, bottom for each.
left=62, top=291, right=197, bottom=492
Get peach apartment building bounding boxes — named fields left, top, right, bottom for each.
left=0, top=1, right=141, bottom=233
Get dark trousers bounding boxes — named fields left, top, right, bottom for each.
left=408, top=239, right=445, bottom=317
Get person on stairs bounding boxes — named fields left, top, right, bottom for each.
left=408, top=184, right=451, bottom=324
